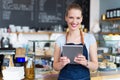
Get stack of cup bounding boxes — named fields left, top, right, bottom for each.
left=2, top=67, right=24, bottom=80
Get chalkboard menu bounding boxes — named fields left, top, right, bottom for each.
left=35, top=0, right=66, bottom=29
left=75, top=0, right=90, bottom=30
left=0, top=0, right=90, bottom=31
left=0, top=0, right=35, bottom=28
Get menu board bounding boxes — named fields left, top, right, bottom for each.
left=0, top=0, right=36, bottom=28
left=75, top=0, right=90, bottom=30
left=0, top=0, right=90, bottom=30
left=35, top=0, right=66, bottom=29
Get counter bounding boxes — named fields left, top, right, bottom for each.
left=0, top=70, right=120, bottom=80
left=91, top=71, right=120, bottom=80
left=34, top=70, right=120, bottom=80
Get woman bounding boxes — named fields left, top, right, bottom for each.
left=53, top=3, right=98, bottom=80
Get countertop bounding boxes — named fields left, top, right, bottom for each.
left=0, top=70, right=120, bottom=80
left=91, top=70, right=120, bottom=77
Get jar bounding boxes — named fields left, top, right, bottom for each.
left=25, top=58, right=34, bottom=79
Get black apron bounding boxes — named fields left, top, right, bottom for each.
left=58, top=43, right=90, bottom=80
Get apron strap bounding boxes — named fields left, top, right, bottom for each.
left=65, top=28, right=84, bottom=45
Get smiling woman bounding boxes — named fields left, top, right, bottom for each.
left=65, top=8, right=83, bottom=31
left=53, top=3, right=98, bottom=80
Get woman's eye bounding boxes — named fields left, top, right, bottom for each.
left=68, top=17, right=81, bottom=19
left=69, top=17, right=73, bottom=19
left=77, top=17, right=81, bottom=19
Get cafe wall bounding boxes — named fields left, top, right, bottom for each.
left=90, top=0, right=99, bottom=32
left=0, top=0, right=91, bottom=31
left=0, top=0, right=101, bottom=47
left=100, top=0, right=120, bottom=17
left=19, top=0, right=100, bottom=42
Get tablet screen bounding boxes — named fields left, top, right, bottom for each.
left=62, top=45, right=83, bottom=64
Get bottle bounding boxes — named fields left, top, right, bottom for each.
left=116, top=8, right=120, bottom=18
left=109, top=9, right=113, bottom=18
left=9, top=55, right=14, bottom=67
left=106, top=9, right=110, bottom=19
left=115, top=56, right=120, bottom=67
left=113, top=8, right=117, bottom=18
left=25, top=58, right=34, bottom=79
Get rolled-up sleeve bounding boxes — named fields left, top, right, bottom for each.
left=89, top=34, right=96, bottom=46
left=55, top=35, right=66, bottom=48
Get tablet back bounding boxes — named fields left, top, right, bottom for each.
left=62, top=45, right=83, bottom=64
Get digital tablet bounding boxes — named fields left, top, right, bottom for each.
left=62, top=45, right=83, bottom=64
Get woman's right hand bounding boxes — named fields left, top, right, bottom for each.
left=59, top=56, right=70, bottom=68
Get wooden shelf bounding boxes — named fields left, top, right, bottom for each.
left=102, top=17, right=120, bottom=21
left=35, top=55, right=53, bottom=58
left=100, top=32, right=120, bottom=35
left=10, top=31, right=65, bottom=35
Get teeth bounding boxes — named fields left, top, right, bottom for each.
left=72, top=24, right=77, bottom=27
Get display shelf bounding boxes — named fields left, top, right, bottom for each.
left=97, top=33, right=120, bottom=72
left=10, top=31, right=65, bottom=35
left=29, top=40, right=55, bottom=42
left=100, top=32, right=120, bottom=35
left=102, top=17, right=120, bottom=21
left=35, top=55, right=52, bottom=58
left=27, top=40, right=55, bottom=73
left=28, top=40, right=55, bottom=53
left=9, top=31, right=65, bottom=39
left=100, top=15, right=120, bottom=34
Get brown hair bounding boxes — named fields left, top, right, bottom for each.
left=65, top=3, right=84, bottom=44
left=65, top=3, right=82, bottom=17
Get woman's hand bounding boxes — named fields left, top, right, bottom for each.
left=60, top=56, right=70, bottom=68
left=74, top=54, right=88, bottom=67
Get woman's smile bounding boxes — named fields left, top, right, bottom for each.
left=71, top=23, right=78, bottom=28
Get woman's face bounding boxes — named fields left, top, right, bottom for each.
left=65, top=9, right=83, bottom=31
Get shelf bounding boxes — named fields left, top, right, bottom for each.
left=98, top=39, right=120, bottom=41
left=10, top=31, right=65, bottom=35
left=102, top=17, right=120, bottom=21
left=100, top=16, right=120, bottom=34
left=26, top=54, right=53, bottom=58
left=29, top=40, right=55, bottom=42
left=35, top=55, right=53, bottom=58
left=100, top=32, right=120, bottom=35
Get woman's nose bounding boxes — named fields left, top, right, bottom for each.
left=72, top=18, right=78, bottom=23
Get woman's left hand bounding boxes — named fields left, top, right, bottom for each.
left=74, top=54, right=88, bottom=67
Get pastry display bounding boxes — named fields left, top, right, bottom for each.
left=44, top=48, right=53, bottom=56
left=99, top=62, right=107, bottom=69
left=98, top=60, right=117, bottom=71
left=35, top=49, right=45, bottom=56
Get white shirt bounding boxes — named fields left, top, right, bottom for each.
left=55, top=33, right=96, bottom=60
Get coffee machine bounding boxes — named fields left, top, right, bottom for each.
left=0, top=48, right=16, bottom=72
left=0, top=33, right=12, bottom=49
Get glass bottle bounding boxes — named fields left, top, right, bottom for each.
left=117, top=8, right=120, bottom=18
left=25, top=58, right=34, bottom=79
left=115, top=56, right=120, bottom=67
left=106, top=9, right=110, bottom=19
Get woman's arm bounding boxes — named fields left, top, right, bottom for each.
left=74, top=42, right=98, bottom=71
left=87, top=42, right=98, bottom=70
left=53, top=43, right=70, bottom=71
